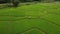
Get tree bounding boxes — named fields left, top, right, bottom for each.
left=26, top=0, right=33, bottom=2
left=12, top=0, right=20, bottom=7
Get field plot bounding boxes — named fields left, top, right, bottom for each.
left=0, top=2, right=60, bottom=34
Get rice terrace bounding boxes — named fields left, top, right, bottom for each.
left=0, top=0, right=60, bottom=34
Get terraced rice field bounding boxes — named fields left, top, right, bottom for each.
left=0, top=2, right=60, bottom=34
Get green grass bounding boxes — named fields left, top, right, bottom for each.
left=0, top=2, right=60, bottom=34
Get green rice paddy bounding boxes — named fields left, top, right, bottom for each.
left=0, top=3, right=60, bottom=34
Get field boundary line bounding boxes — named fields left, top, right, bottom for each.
left=18, top=27, right=48, bottom=34
left=47, top=12, right=60, bottom=16
left=40, top=17, right=60, bottom=27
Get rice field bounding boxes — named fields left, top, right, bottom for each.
left=0, top=2, right=60, bottom=34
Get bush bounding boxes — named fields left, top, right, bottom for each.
left=42, top=0, right=54, bottom=2
left=0, top=4, right=8, bottom=9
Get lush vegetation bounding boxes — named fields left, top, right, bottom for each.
left=0, top=0, right=60, bottom=8
left=0, top=2, right=60, bottom=34
left=0, top=0, right=60, bottom=3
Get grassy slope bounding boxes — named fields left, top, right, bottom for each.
left=0, top=2, right=60, bottom=34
